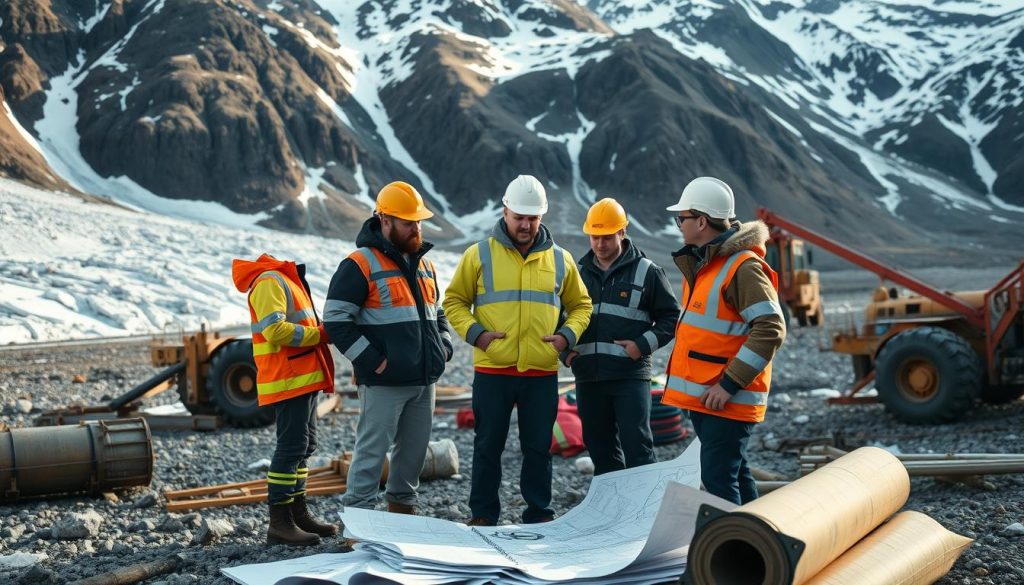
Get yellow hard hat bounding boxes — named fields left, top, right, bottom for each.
left=376, top=181, right=434, bottom=221
left=583, top=197, right=628, bottom=235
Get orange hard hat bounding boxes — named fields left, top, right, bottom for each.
left=583, top=197, right=628, bottom=235
left=376, top=181, right=434, bottom=221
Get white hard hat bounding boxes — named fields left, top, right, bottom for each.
left=502, top=175, right=548, bottom=216
left=666, top=176, right=735, bottom=220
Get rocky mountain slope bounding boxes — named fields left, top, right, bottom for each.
left=1, top=0, right=1021, bottom=262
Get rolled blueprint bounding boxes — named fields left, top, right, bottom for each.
left=804, top=511, right=972, bottom=585
left=684, top=446, right=910, bottom=585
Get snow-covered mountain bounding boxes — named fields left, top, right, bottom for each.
left=1, top=0, right=1022, bottom=260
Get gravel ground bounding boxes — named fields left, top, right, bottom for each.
left=1, top=320, right=1022, bottom=584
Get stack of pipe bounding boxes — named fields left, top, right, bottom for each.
left=800, top=445, right=1024, bottom=477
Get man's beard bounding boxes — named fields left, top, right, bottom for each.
left=513, top=228, right=535, bottom=246
left=390, top=231, right=422, bottom=254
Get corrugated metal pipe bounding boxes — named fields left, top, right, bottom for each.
left=0, top=418, right=153, bottom=501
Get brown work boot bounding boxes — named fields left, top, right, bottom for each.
left=290, top=494, right=340, bottom=537
left=466, top=517, right=496, bottom=527
left=387, top=501, right=416, bottom=515
left=267, top=503, right=321, bottom=546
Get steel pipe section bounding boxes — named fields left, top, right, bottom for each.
left=1, top=418, right=153, bottom=501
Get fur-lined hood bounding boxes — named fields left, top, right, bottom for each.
left=717, top=220, right=770, bottom=257
left=672, top=219, right=771, bottom=278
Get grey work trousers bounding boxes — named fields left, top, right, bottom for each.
left=341, top=383, right=435, bottom=509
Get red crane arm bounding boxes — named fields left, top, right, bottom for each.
left=756, top=208, right=986, bottom=329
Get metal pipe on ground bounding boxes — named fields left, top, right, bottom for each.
left=0, top=418, right=153, bottom=502
left=108, top=361, right=186, bottom=410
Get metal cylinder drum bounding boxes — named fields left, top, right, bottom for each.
left=0, top=418, right=154, bottom=502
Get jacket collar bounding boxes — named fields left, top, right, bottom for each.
left=491, top=218, right=553, bottom=256
left=580, top=238, right=644, bottom=276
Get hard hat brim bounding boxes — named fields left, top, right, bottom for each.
left=505, top=203, right=547, bottom=216
left=583, top=222, right=628, bottom=236
left=390, top=208, right=435, bottom=221
left=665, top=202, right=688, bottom=212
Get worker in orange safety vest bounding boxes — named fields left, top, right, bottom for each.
left=661, top=177, right=786, bottom=505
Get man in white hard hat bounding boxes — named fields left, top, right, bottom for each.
left=660, top=177, right=786, bottom=504
left=443, top=174, right=592, bottom=526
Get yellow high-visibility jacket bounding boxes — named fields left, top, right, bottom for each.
left=443, top=220, right=592, bottom=372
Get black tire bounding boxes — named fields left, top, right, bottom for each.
left=874, top=327, right=981, bottom=424
left=979, top=384, right=1024, bottom=404
left=206, top=340, right=274, bottom=428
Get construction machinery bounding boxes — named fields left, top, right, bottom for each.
left=758, top=208, right=1024, bottom=424
left=37, top=326, right=273, bottom=429
left=759, top=212, right=824, bottom=327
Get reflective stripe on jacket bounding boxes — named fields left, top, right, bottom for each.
left=569, top=240, right=679, bottom=382
left=663, top=249, right=779, bottom=423
left=322, top=217, right=452, bottom=386
left=232, top=255, right=334, bottom=406
left=443, top=220, right=592, bottom=373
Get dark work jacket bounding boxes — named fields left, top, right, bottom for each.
left=566, top=239, right=680, bottom=382
left=323, top=217, right=453, bottom=386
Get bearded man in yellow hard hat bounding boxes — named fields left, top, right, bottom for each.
left=322, top=181, right=453, bottom=517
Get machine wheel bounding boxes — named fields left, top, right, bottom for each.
left=780, top=303, right=792, bottom=330
left=979, top=384, right=1024, bottom=404
left=874, top=327, right=981, bottom=424
left=206, top=340, right=274, bottom=428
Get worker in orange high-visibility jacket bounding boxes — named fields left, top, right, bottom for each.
left=232, top=254, right=338, bottom=547
left=323, top=181, right=453, bottom=518
left=661, top=177, right=786, bottom=505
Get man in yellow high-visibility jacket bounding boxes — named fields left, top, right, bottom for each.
left=443, top=175, right=592, bottom=526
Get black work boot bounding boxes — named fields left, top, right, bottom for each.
left=290, top=494, right=340, bottom=537
left=267, top=503, right=321, bottom=546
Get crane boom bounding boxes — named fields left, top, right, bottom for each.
left=756, top=208, right=986, bottom=329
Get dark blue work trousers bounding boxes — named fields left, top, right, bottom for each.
left=576, top=379, right=656, bottom=475
left=689, top=410, right=757, bottom=505
left=268, top=391, right=318, bottom=505
left=469, top=372, right=558, bottom=524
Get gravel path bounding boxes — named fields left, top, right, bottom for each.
left=1, top=325, right=1022, bottom=584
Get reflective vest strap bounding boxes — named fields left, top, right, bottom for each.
left=252, top=271, right=295, bottom=313
left=477, top=238, right=562, bottom=307
left=701, top=250, right=758, bottom=320
left=593, top=303, right=650, bottom=322
left=352, top=247, right=395, bottom=307
left=552, top=245, right=566, bottom=298
left=477, top=240, right=495, bottom=294
left=630, top=258, right=653, bottom=309
left=665, top=375, right=769, bottom=406
left=575, top=342, right=629, bottom=358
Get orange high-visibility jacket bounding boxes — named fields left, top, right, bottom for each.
left=232, top=254, right=335, bottom=406
left=662, top=249, right=778, bottom=423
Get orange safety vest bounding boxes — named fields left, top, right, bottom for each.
left=662, top=249, right=778, bottom=423
left=248, top=268, right=335, bottom=406
left=348, top=247, right=439, bottom=328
